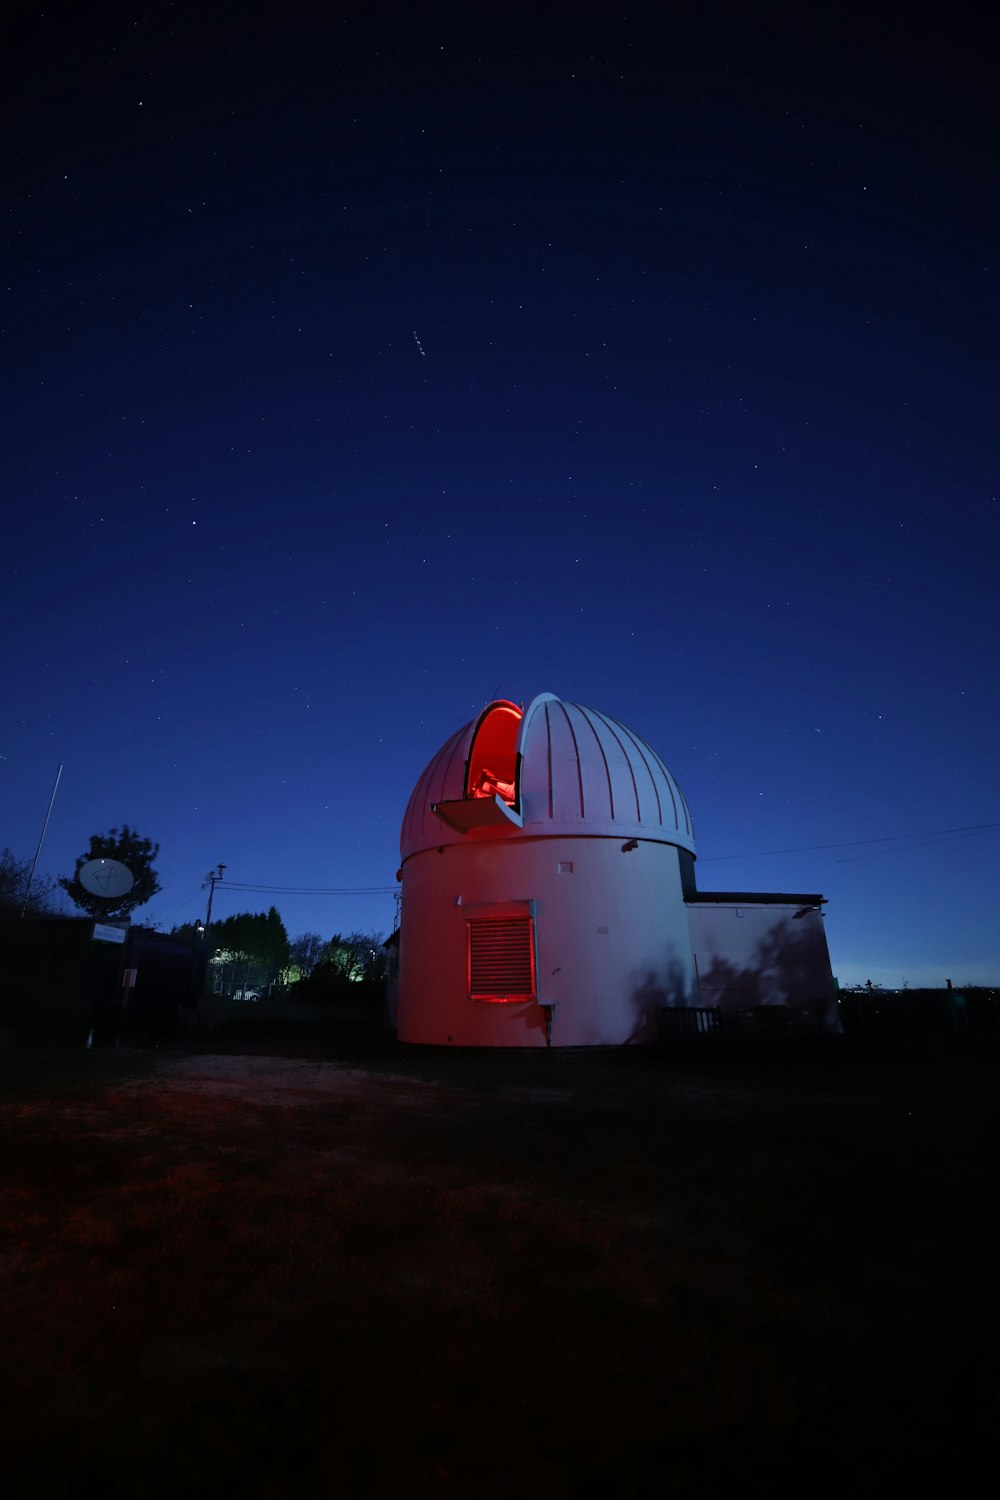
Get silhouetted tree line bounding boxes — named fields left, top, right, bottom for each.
left=167, top=911, right=387, bottom=1003
left=288, top=931, right=388, bottom=1005
left=171, top=907, right=290, bottom=1000
left=0, top=849, right=61, bottom=918
left=2, top=826, right=162, bottom=923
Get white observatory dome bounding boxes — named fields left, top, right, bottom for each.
left=393, top=691, right=837, bottom=1048
left=400, top=693, right=695, bottom=862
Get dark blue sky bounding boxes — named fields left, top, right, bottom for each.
left=3, top=3, right=998, bottom=984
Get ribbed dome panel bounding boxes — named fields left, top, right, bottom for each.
left=400, top=693, right=695, bottom=861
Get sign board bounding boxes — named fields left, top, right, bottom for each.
left=93, top=923, right=127, bottom=945
left=122, top=968, right=138, bottom=988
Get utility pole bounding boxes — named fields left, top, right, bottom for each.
left=204, top=863, right=226, bottom=928
left=194, top=865, right=224, bottom=1005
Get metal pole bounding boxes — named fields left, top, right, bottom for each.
left=200, top=865, right=224, bottom=1000
left=21, top=763, right=63, bottom=918
left=204, top=863, right=225, bottom=927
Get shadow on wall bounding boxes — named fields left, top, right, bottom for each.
left=518, top=1000, right=548, bottom=1041
left=628, top=958, right=692, bottom=1043
left=695, top=918, right=839, bottom=1032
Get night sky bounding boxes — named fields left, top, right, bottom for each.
left=3, top=3, right=998, bottom=986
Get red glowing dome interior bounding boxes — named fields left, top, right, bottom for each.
left=466, top=700, right=522, bottom=804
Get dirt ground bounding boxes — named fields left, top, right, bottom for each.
left=1, top=1029, right=997, bottom=1498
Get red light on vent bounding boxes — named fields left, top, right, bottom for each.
left=468, top=916, right=536, bottom=1002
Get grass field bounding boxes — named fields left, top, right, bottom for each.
left=1, top=1028, right=996, bottom=1498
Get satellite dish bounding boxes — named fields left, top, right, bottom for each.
left=79, top=858, right=134, bottom=898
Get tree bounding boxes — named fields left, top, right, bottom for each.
left=0, top=848, right=62, bottom=917
left=323, top=931, right=387, bottom=984
left=59, top=825, right=161, bottom=920
left=211, top=907, right=290, bottom=972
left=298, top=930, right=387, bottom=1006
left=289, top=932, right=325, bottom=977
left=177, top=906, right=291, bottom=999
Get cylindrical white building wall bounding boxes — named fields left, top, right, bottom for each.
left=397, top=694, right=698, bottom=1047
left=398, top=835, right=694, bottom=1046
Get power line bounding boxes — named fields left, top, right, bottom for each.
left=221, top=882, right=398, bottom=895
left=700, top=820, right=1000, bottom=863
left=146, top=885, right=211, bottom=923
left=835, top=827, right=1000, bottom=863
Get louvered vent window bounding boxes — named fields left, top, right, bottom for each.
left=468, top=916, right=536, bottom=1002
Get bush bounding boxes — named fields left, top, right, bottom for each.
left=288, top=971, right=385, bottom=1009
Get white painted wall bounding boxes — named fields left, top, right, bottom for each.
left=398, top=835, right=696, bottom=1047
left=686, top=900, right=839, bottom=1031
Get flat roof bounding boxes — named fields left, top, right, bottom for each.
left=685, top=892, right=826, bottom=906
